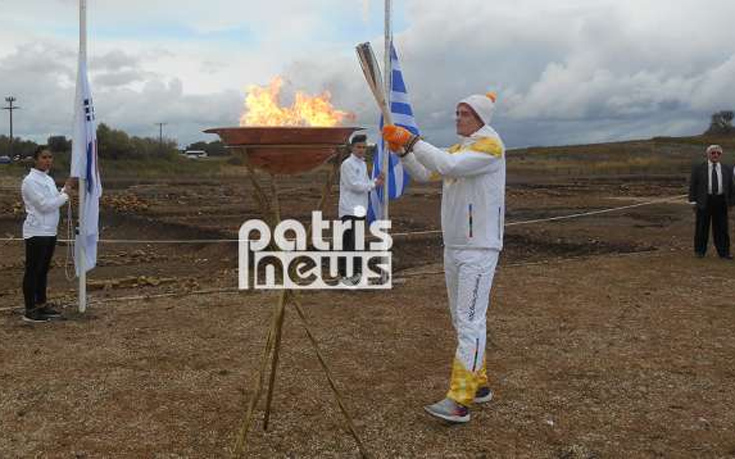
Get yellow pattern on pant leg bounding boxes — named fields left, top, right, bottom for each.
left=476, top=359, right=488, bottom=389
left=446, top=358, right=479, bottom=407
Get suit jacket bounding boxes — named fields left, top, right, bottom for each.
left=689, top=161, right=734, bottom=210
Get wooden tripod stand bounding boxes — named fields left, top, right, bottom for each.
left=232, top=152, right=369, bottom=458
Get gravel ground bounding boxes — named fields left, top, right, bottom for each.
left=2, top=172, right=735, bottom=457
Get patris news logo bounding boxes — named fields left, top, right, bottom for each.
left=238, top=211, right=392, bottom=290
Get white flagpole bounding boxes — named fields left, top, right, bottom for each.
left=77, top=0, right=88, bottom=313
left=383, top=0, right=392, bottom=223
left=381, top=0, right=392, bottom=285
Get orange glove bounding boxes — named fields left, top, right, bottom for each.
left=382, top=125, right=414, bottom=147
left=388, top=141, right=403, bottom=152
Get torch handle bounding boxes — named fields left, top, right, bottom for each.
left=356, top=42, right=393, bottom=126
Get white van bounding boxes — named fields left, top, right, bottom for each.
left=183, top=150, right=207, bottom=159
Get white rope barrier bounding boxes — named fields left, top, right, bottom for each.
left=0, top=248, right=678, bottom=314
left=506, top=193, right=688, bottom=227
left=0, top=193, right=689, bottom=312
left=0, top=193, right=688, bottom=244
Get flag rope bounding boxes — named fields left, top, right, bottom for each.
left=64, top=200, right=76, bottom=281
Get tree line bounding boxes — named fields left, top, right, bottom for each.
left=1, top=111, right=731, bottom=160
left=0, top=123, right=228, bottom=159
left=706, top=111, right=735, bottom=135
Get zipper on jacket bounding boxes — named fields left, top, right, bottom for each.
left=498, top=206, right=502, bottom=238
left=468, top=204, right=473, bottom=238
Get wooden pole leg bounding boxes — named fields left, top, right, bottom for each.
left=232, top=293, right=281, bottom=458
left=263, top=289, right=288, bottom=431
left=233, top=155, right=369, bottom=457
left=289, top=292, right=370, bottom=459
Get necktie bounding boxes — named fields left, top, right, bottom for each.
left=712, top=164, right=719, bottom=195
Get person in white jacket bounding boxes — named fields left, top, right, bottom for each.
left=338, top=134, right=384, bottom=285
left=21, top=146, right=74, bottom=323
left=382, top=92, right=505, bottom=423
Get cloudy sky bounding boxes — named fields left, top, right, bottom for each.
left=1, top=0, right=735, bottom=149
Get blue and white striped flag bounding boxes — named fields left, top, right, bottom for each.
left=368, top=44, right=419, bottom=223
left=71, top=55, right=102, bottom=275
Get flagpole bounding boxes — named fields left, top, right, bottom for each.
left=77, top=0, right=88, bottom=313
left=381, top=0, right=392, bottom=285
left=383, top=0, right=392, bottom=224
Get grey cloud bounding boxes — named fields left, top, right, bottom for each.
left=319, top=0, right=735, bottom=147
left=281, top=56, right=382, bottom=131
left=92, top=49, right=141, bottom=72
left=0, top=40, right=244, bottom=147
left=691, top=54, right=735, bottom=111
left=200, top=60, right=229, bottom=75
left=0, top=42, right=76, bottom=141
left=91, top=50, right=160, bottom=89
left=96, top=78, right=244, bottom=146
left=6, top=0, right=735, bottom=150
left=1, top=41, right=75, bottom=77
left=93, top=69, right=150, bottom=88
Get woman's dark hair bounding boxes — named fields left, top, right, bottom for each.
left=33, top=145, right=50, bottom=160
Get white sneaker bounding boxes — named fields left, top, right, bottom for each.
left=424, top=398, right=470, bottom=423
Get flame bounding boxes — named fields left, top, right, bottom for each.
left=240, top=77, right=355, bottom=127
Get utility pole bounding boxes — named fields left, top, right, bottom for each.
left=154, top=122, right=167, bottom=155
left=3, top=96, right=20, bottom=158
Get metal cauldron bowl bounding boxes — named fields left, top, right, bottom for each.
left=204, top=126, right=363, bottom=175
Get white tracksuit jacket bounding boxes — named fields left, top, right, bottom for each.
left=400, top=125, right=506, bottom=250
left=21, top=168, right=69, bottom=239
left=339, top=154, right=378, bottom=218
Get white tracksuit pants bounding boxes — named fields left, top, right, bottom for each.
left=443, top=247, right=499, bottom=406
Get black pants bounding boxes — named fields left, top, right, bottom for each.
left=23, top=236, right=57, bottom=311
left=694, top=195, right=730, bottom=256
left=338, top=216, right=366, bottom=277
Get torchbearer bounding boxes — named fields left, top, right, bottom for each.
left=382, top=91, right=505, bottom=423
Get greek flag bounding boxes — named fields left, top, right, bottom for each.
left=368, top=44, right=418, bottom=223
left=71, top=56, right=102, bottom=275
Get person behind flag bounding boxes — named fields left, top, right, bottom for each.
left=338, top=134, right=384, bottom=285
left=21, top=146, right=76, bottom=323
left=382, top=91, right=505, bottom=423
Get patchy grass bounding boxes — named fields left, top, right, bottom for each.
left=100, top=156, right=229, bottom=179
left=0, top=153, right=232, bottom=181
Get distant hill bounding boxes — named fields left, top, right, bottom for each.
left=508, top=134, right=735, bottom=177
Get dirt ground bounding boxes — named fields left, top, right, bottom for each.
left=2, top=165, right=735, bottom=458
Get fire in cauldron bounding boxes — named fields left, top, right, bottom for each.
left=205, top=77, right=361, bottom=175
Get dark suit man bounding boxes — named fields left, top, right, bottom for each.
left=688, top=144, right=734, bottom=259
